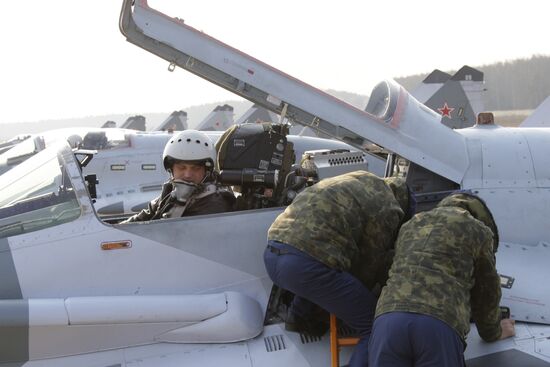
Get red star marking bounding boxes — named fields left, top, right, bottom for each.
left=438, top=102, right=454, bottom=118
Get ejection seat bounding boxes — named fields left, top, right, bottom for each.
left=215, top=122, right=295, bottom=210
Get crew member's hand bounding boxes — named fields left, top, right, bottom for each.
left=499, top=318, right=515, bottom=339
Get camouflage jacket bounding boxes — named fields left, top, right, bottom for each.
left=123, top=181, right=235, bottom=223
left=375, top=194, right=502, bottom=342
left=268, top=171, right=405, bottom=289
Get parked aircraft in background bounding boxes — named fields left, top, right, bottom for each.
left=410, top=66, right=485, bottom=129
left=520, top=96, right=550, bottom=127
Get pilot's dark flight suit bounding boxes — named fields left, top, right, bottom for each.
left=265, top=171, right=413, bottom=367
left=369, top=193, right=502, bottom=367
left=122, top=181, right=235, bottom=222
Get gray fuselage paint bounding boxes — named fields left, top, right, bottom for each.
left=0, top=238, right=29, bottom=364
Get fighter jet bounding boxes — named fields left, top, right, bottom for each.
left=0, top=132, right=373, bottom=366
left=0, top=2, right=548, bottom=367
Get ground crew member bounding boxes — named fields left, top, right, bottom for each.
left=264, top=171, right=415, bottom=367
left=122, top=130, right=234, bottom=222
left=369, top=192, right=515, bottom=367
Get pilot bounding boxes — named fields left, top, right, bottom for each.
left=264, top=171, right=415, bottom=367
left=122, top=130, right=235, bottom=222
left=368, top=192, right=515, bottom=367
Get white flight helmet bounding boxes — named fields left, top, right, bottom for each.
left=162, top=130, right=217, bottom=173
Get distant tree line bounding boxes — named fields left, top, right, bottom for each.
left=395, top=55, right=550, bottom=111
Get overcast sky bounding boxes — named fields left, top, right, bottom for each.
left=0, top=0, right=548, bottom=124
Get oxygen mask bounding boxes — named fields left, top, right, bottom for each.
left=171, top=179, right=199, bottom=203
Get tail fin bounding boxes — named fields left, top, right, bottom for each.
left=424, top=79, right=476, bottom=128
left=120, top=115, right=146, bottom=131
left=520, top=96, right=550, bottom=127
left=411, top=66, right=484, bottom=129
left=153, top=110, right=188, bottom=132
left=451, top=66, right=485, bottom=117
left=101, top=120, right=117, bottom=128
left=410, top=69, right=451, bottom=103
left=196, top=104, right=234, bottom=131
